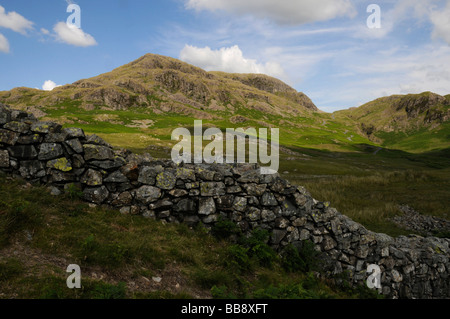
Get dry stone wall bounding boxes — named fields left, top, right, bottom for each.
left=0, top=103, right=449, bottom=299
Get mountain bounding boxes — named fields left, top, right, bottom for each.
left=0, top=53, right=448, bottom=154
left=335, top=92, right=450, bottom=152
left=0, top=54, right=317, bottom=120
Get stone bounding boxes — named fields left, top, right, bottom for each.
left=46, top=157, right=72, bottom=172
left=48, top=170, right=75, bottom=183
left=44, top=132, right=69, bottom=143
left=31, top=122, right=62, bottom=134
left=19, top=160, right=44, bottom=177
left=149, top=200, right=173, bottom=210
left=135, top=185, right=161, bottom=204
left=271, top=229, right=287, bottom=245
left=0, top=104, right=11, bottom=125
left=322, top=236, right=337, bottom=251
left=38, top=143, right=64, bottom=161
left=138, top=165, right=163, bottom=185
left=3, top=121, right=30, bottom=133
left=156, top=171, right=176, bottom=190
left=17, top=134, right=41, bottom=145
left=0, top=150, right=9, bottom=167
left=81, top=169, right=103, bottom=186
left=176, top=167, right=196, bottom=181
left=0, top=129, right=20, bottom=145
left=216, top=195, right=234, bottom=210
left=232, top=196, right=247, bottom=212
left=112, top=192, right=133, bottom=206
left=8, top=145, right=38, bottom=160
left=200, top=182, right=226, bottom=196
left=168, top=189, right=188, bottom=197
left=63, top=127, right=85, bottom=139
left=65, top=139, right=83, bottom=154
left=203, top=213, right=220, bottom=224
left=104, top=170, right=128, bottom=183
left=90, top=157, right=126, bottom=170
left=83, top=144, right=115, bottom=161
left=198, top=197, right=216, bottom=215
left=274, top=217, right=289, bottom=229
left=83, top=186, right=109, bottom=204
left=173, top=198, right=196, bottom=213
left=355, top=245, right=370, bottom=259
left=293, top=192, right=308, bottom=207
left=226, top=185, right=242, bottom=194
left=261, top=192, right=278, bottom=206
left=261, top=209, right=277, bottom=222
left=246, top=207, right=261, bottom=221
left=241, top=183, right=266, bottom=196
left=85, top=134, right=110, bottom=146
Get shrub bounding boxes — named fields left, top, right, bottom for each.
left=281, top=241, right=321, bottom=273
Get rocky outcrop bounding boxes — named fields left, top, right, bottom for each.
left=0, top=103, right=449, bottom=299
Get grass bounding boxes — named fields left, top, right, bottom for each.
left=0, top=172, right=379, bottom=299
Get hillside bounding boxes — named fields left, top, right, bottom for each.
left=0, top=54, right=448, bottom=154
left=0, top=54, right=375, bottom=154
left=335, top=92, right=450, bottom=152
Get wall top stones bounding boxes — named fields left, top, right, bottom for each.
left=0, top=103, right=449, bottom=299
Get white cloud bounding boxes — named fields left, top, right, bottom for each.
left=430, top=1, right=450, bottom=44
left=53, top=22, right=97, bottom=47
left=40, top=28, right=50, bottom=35
left=0, top=33, right=9, bottom=53
left=42, top=80, right=62, bottom=91
left=185, top=0, right=356, bottom=25
left=0, top=5, right=34, bottom=34
left=179, top=44, right=288, bottom=81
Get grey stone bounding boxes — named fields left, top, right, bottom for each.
left=83, top=144, right=115, bottom=161
left=104, top=170, right=128, bottom=183
left=0, top=150, right=9, bottom=167
left=271, top=229, right=287, bottom=245
left=46, top=157, right=73, bottom=172
left=63, top=127, right=85, bottom=139
left=169, top=189, right=188, bottom=197
left=198, top=197, right=216, bottom=215
left=176, top=167, right=196, bottom=181
left=0, top=129, right=20, bottom=145
left=138, top=165, right=163, bottom=185
left=31, top=122, right=62, bottom=134
left=246, top=207, right=261, bottom=221
left=203, top=213, right=220, bottom=224
left=156, top=171, right=176, bottom=190
left=65, top=139, right=83, bottom=153
left=81, top=169, right=103, bottom=186
left=3, top=121, right=30, bottom=133
left=261, top=209, right=277, bottom=222
left=173, top=198, right=196, bottom=213
left=85, top=134, right=110, bottom=146
left=0, top=105, right=11, bottom=125
left=38, top=143, right=64, bottom=161
left=200, top=182, right=226, bottom=196
left=44, top=132, right=69, bottom=143
left=275, top=217, right=289, bottom=229
left=135, top=185, right=161, bottom=204
left=232, top=196, right=247, bottom=212
left=241, top=183, right=266, bottom=196
left=261, top=191, right=278, bottom=206
left=83, top=186, right=109, bottom=204
left=17, top=134, right=41, bottom=145
left=8, top=145, right=38, bottom=159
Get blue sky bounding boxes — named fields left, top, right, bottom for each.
left=0, top=0, right=449, bottom=112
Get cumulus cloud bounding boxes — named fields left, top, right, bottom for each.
left=0, top=5, right=34, bottom=34
left=179, top=44, right=288, bottom=80
left=430, top=1, right=450, bottom=44
left=42, top=80, right=62, bottom=91
left=185, top=0, right=356, bottom=25
left=0, top=33, right=9, bottom=53
left=53, top=22, right=97, bottom=47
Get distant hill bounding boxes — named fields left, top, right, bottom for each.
left=0, top=53, right=317, bottom=120
left=335, top=92, right=450, bottom=152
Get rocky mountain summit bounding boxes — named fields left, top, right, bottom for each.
left=1, top=103, right=449, bottom=299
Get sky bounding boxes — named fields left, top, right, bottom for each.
left=0, top=0, right=449, bottom=112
